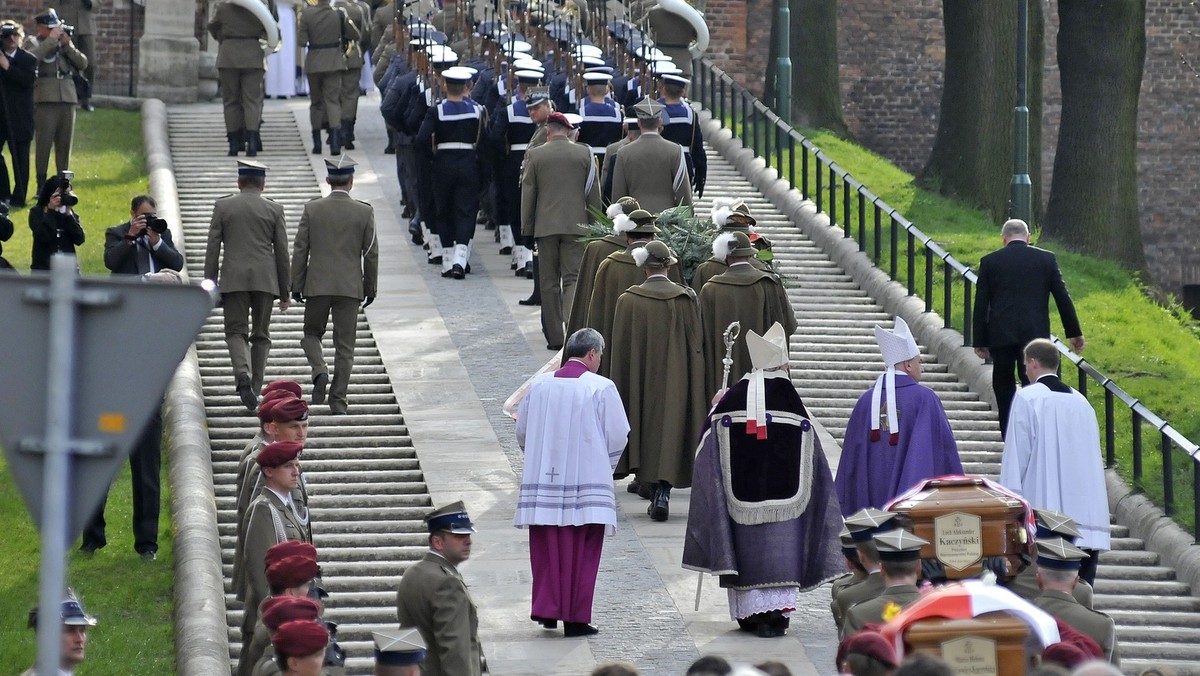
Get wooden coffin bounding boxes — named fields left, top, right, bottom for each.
left=905, top=611, right=1032, bottom=676
left=889, top=476, right=1030, bottom=581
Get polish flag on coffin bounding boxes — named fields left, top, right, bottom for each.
left=879, top=579, right=1061, bottom=659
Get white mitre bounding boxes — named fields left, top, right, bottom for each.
left=870, top=316, right=919, bottom=442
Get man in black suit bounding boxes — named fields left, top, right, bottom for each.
left=0, top=19, right=37, bottom=207
left=83, top=194, right=184, bottom=559
left=973, top=219, right=1085, bottom=437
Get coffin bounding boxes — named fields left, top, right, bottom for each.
left=905, top=611, right=1033, bottom=676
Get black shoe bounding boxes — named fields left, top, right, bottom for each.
left=636, top=481, right=654, bottom=500
left=428, top=254, right=443, bottom=265
left=450, top=264, right=466, bottom=280
left=547, top=343, right=563, bottom=351
left=401, top=204, right=415, bottom=219
left=312, top=129, right=322, bottom=154
left=312, top=372, right=329, bottom=405
left=563, top=622, right=599, bottom=637
left=441, top=268, right=455, bottom=278
left=79, top=542, right=103, bottom=556
left=330, top=407, right=347, bottom=416
left=511, top=260, right=520, bottom=271
left=499, top=246, right=512, bottom=255
left=532, top=616, right=558, bottom=629
left=236, top=372, right=257, bottom=411
left=627, top=479, right=642, bottom=494
left=245, top=130, right=260, bottom=157
left=227, top=130, right=243, bottom=157
left=410, top=228, right=424, bottom=245
left=524, top=261, right=535, bottom=279
left=140, top=551, right=157, bottom=561
left=518, top=295, right=541, bottom=306
left=648, top=487, right=669, bottom=521
left=81, top=101, right=95, bottom=112
left=384, top=144, right=396, bottom=154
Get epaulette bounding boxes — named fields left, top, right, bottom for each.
left=215, top=193, right=236, bottom=201
left=355, top=198, right=372, bottom=207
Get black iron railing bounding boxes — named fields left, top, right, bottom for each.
left=690, top=56, right=1200, bottom=536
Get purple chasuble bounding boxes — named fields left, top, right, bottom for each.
left=834, top=373, right=963, bottom=516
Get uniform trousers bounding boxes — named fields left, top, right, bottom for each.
left=3, top=138, right=32, bottom=204
left=219, top=67, right=266, bottom=132
left=394, top=142, right=418, bottom=208
left=990, top=344, right=1030, bottom=438
left=301, top=295, right=359, bottom=412
left=340, top=68, right=360, bottom=123
left=498, top=157, right=533, bottom=247
left=223, top=290, right=276, bottom=391
left=536, top=233, right=584, bottom=347
left=74, top=34, right=95, bottom=92
left=81, top=409, right=163, bottom=554
left=306, top=70, right=342, bottom=130
left=432, top=150, right=480, bottom=246
left=34, top=101, right=76, bottom=179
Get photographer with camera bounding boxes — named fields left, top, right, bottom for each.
left=50, top=0, right=97, bottom=112
left=28, top=9, right=88, bottom=189
left=29, top=172, right=85, bottom=270
left=103, top=194, right=184, bottom=275
left=0, top=19, right=36, bottom=207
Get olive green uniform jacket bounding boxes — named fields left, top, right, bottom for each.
left=566, top=235, right=625, bottom=338
left=698, top=263, right=796, bottom=397
left=610, top=131, right=692, bottom=213
left=1034, top=589, right=1120, bottom=665
left=584, top=248, right=683, bottom=378
left=396, top=552, right=485, bottom=676
left=291, top=191, right=378, bottom=300
left=841, top=583, right=921, bottom=638
left=832, top=569, right=884, bottom=624
left=205, top=188, right=291, bottom=296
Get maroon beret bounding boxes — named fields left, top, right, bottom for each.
left=265, top=540, right=318, bottom=568
left=271, top=620, right=329, bottom=658
left=257, top=395, right=287, bottom=423
left=546, top=111, right=573, bottom=129
left=1042, top=642, right=1087, bottom=668
left=261, top=597, right=321, bottom=632
left=256, top=441, right=303, bottom=468
left=836, top=630, right=897, bottom=669
left=262, top=380, right=303, bottom=399
left=266, top=397, right=309, bottom=423
left=267, top=555, right=320, bottom=591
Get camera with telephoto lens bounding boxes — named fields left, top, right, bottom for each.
left=145, top=213, right=168, bottom=234
left=0, top=24, right=18, bottom=39
left=57, top=170, right=79, bottom=207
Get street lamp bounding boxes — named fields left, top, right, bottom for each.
left=775, top=0, right=791, bottom=124
left=1009, top=0, right=1032, bottom=223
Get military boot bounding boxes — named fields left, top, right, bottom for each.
left=245, top=130, right=260, bottom=157
left=341, top=120, right=355, bottom=150
left=328, top=128, right=342, bottom=155
left=311, top=129, right=322, bottom=155
left=227, top=129, right=243, bottom=156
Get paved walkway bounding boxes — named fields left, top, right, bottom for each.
left=299, top=94, right=844, bottom=675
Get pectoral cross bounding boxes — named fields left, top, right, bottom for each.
left=546, top=467, right=560, bottom=482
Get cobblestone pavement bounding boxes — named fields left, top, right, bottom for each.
left=296, top=95, right=840, bottom=675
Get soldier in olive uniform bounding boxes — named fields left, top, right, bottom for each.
left=829, top=528, right=868, bottom=631
left=291, top=156, right=378, bottom=415
left=204, top=160, right=292, bottom=409
left=49, top=0, right=95, bottom=110
left=519, top=111, right=601, bottom=350
left=831, top=508, right=894, bottom=629
left=239, top=441, right=313, bottom=646
left=335, top=0, right=368, bottom=148
left=1005, top=509, right=1095, bottom=608
left=208, top=0, right=279, bottom=156
left=300, top=0, right=357, bottom=154
left=841, top=529, right=927, bottom=638
left=1033, top=538, right=1120, bottom=665
left=28, top=9, right=88, bottom=187
left=610, top=97, right=692, bottom=213
left=396, top=502, right=486, bottom=676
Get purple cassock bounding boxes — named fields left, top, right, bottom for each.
left=834, top=372, right=963, bottom=516
left=683, top=376, right=845, bottom=594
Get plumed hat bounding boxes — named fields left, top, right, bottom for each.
left=631, top=240, right=676, bottom=268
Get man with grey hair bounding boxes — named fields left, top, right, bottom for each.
left=972, top=218, right=1084, bottom=437
left=515, top=328, right=630, bottom=637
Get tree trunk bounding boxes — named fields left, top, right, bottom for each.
left=921, top=1, right=1044, bottom=224
left=764, top=0, right=846, bottom=134
left=1043, top=0, right=1146, bottom=271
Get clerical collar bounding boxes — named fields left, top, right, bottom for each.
left=1035, top=373, right=1056, bottom=382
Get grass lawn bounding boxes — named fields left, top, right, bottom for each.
left=788, top=128, right=1200, bottom=531
left=0, top=108, right=177, bottom=672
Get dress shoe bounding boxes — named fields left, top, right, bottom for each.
left=428, top=254, right=443, bottom=265
left=236, top=372, right=258, bottom=411
left=384, top=144, right=396, bottom=154
left=81, top=101, right=95, bottom=112
left=312, top=372, right=329, bottom=405
left=627, top=479, right=642, bottom=494
left=524, top=261, right=535, bottom=279
left=409, top=224, right=424, bottom=245
left=140, top=551, right=158, bottom=561
left=330, top=407, right=348, bottom=416
left=451, top=264, right=466, bottom=280
left=563, top=622, right=599, bottom=637
left=636, top=481, right=654, bottom=500
left=547, top=343, right=563, bottom=351
left=499, top=246, right=512, bottom=255
left=648, top=486, right=670, bottom=521
left=532, top=616, right=558, bottom=629
left=401, top=204, right=415, bottom=219
left=518, top=295, right=541, bottom=306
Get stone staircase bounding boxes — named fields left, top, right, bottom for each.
left=694, top=144, right=1200, bottom=673
left=167, top=107, right=430, bottom=674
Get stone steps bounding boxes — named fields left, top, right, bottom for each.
left=168, top=107, right=427, bottom=674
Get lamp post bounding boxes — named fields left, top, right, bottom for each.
left=1008, top=0, right=1032, bottom=223
left=775, top=0, right=791, bottom=124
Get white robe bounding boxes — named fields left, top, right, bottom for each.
left=266, top=1, right=298, bottom=97
left=999, top=376, right=1110, bottom=550
left=514, top=364, right=630, bottom=533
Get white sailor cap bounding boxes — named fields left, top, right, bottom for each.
left=573, top=44, right=603, bottom=58
left=650, top=59, right=681, bottom=75
left=578, top=55, right=606, bottom=67
left=661, top=73, right=689, bottom=87
left=440, top=66, right=475, bottom=83
left=582, top=72, right=612, bottom=84
left=426, top=45, right=458, bottom=64
left=562, top=112, right=583, bottom=127
left=514, top=69, right=544, bottom=82
left=501, top=39, right=533, bottom=54
left=512, top=57, right=545, bottom=71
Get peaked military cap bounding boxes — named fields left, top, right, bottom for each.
left=1036, top=537, right=1088, bottom=570
left=839, top=526, right=856, bottom=551
left=237, top=160, right=268, bottom=177
left=35, top=9, right=62, bottom=26
left=374, top=627, right=427, bottom=666
left=873, top=528, right=928, bottom=562
left=1034, top=509, right=1081, bottom=543
left=28, top=591, right=97, bottom=629
left=325, top=155, right=356, bottom=176
left=844, top=507, right=897, bottom=542
left=425, top=501, right=476, bottom=533
left=524, top=86, right=550, bottom=107
left=632, top=97, right=666, bottom=120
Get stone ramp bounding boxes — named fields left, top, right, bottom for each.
left=694, top=139, right=1200, bottom=673
left=167, top=107, right=429, bottom=674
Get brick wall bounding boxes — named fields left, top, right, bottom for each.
left=7, top=0, right=145, bottom=97
left=705, top=0, right=1200, bottom=295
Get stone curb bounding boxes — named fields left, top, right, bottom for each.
left=93, top=94, right=146, bottom=112
left=1108, top=470, right=1200, bottom=600
left=699, top=109, right=1200, bottom=600
left=143, top=98, right=232, bottom=675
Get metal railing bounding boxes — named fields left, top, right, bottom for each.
left=689, top=56, right=1200, bottom=537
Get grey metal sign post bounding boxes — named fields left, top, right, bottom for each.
left=0, top=255, right=214, bottom=675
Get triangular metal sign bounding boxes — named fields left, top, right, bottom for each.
left=0, top=273, right=214, bottom=542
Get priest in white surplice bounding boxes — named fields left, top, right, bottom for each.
left=515, top=328, right=630, bottom=637
left=999, top=338, right=1110, bottom=585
